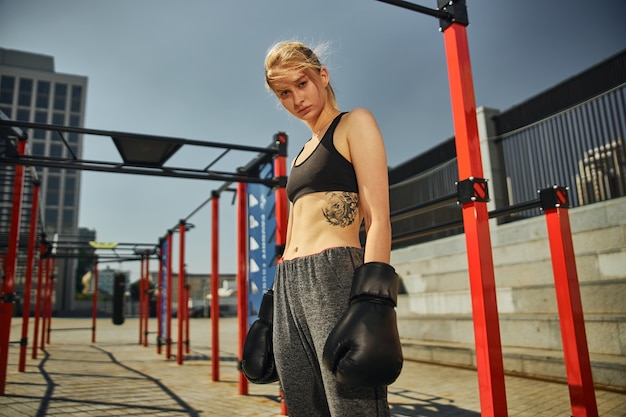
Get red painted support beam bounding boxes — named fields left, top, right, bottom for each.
left=166, top=233, right=173, bottom=359
left=0, top=138, right=26, bottom=394
left=140, top=256, right=145, bottom=346
left=211, top=196, right=220, bottom=381
left=40, top=257, right=52, bottom=350
left=541, top=187, right=598, bottom=417
left=137, top=256, right=144, bottom=345
left=184, top=282, right=191, bottom=353
left=157, top=244, right=163, bottom=355
left=144, top=254, right=150, bottom=347
left=18, top=180, right=41, bottom=372
left=44, top=257, right=55, bottom=345
left=91, top=257, right=99, bottom=343
left=273, top=133, right=289, bottom=416
left=273, top=133, right=288, bottom=258
left=237, top=182, right=249, bottom=395
left=443, top=21, right=508, bottom=417
left=177, top=221, right=186, bottom=364
left=31, top=241, right=45, bottom=360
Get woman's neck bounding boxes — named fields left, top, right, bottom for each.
left=310, top=108, right=341, bottom=140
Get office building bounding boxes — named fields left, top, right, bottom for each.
left=0, top=47, right=88, bottom=313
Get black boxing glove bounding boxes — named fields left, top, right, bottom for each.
left=241, top=289, right=279, bottom=384
left=322, top=262, right=403, bottom=387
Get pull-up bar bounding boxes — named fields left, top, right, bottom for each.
left=0, top=119, right=282, bottom=185
left=0, top=116, right=288, bottom=395
left=376, top=1, right=598, bottom=416
left=375, top=2, right=508, bottom=414
left=374, top=1, right=506, bottom=415
left=148, top=132, right=287, bottom=377
left=376, top=0, right=451, bottom=20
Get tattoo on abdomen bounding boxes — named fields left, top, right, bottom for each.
left=322, top=192, right=358, bottom=227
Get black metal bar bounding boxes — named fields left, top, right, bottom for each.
left=0, top=119, right=274, bottom=155
left=393, top=218, right=463, bottom=243
left=97, top=257, right=155, bottom=263
left=49, top=327, right=93, bottom=331
left=0, top=155, right=279, bottom=186
left=487, top=199, right=541, bottom=218
left=52, top=240, right=156, bottom=247
left=374, top=0, right=451, bottom=20
left=392, top=198, right=544, bottom=244
left=184, top=194, right=217, bottom=222
left=55, top=131, right=78, bottom=160
left=0, top=111, right=26, bottom=139
left=390, top=192, right=458, bottom=222
left=204, top=148, right=231, bottom=171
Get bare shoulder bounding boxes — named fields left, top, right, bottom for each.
left=335, top=108, right=384, bottom=161
left=342, top=108, right=383, bottom=145
left=343, top=108, right=377, bottom=127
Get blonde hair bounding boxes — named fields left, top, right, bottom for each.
left=264, top=41, right=338, bottom=110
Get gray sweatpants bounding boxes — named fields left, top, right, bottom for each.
left=273, top=247, right=390, bottom=417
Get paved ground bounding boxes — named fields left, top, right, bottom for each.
left=1, top=317, right=625, bottom=416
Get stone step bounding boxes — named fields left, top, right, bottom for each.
left=397, top=248, right=626, bottom=298
left=400, top=338, right=626, bottom=391
left=397, top=279, right=626, bottom=315
left=397, top=312, right=626, bottom=356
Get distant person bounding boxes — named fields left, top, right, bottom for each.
left=243, top=41, right=402, bottom=417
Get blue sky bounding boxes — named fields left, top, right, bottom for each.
left=1, top=0, right=624, bottom=281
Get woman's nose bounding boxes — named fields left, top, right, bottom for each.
left=292, top=90, right=304, bottom=105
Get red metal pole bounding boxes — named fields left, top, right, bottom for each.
left=442, top=21, right=508, bottom=416
left=273, top=133, right=289, bottom=416
left=31, top=240, right=45, bottom=360
left=274, top=133, right=288, bottom=257
left=19, top=179, right=41, bottom=372
left=0, top=138, right=27, bottom=394
left=44, top=257, right=55, bottom=345
left=237, top=182, right=249, bottom=395
left=157, top=244, right=163, bottom=354
left=139, top=256, right=145, bottom=345
left=185, top=282, right=191, bottom=353
left=541, top=187, right=598, bottom=417
left=91, top=257, right=99, bottom=343
left=177, top=221, right=186, bottom=364
left=144, top=254, right=150, bottom=347
left=166, top=232, right=173, bottom=359
left=40, top=256, right=51, bottom=350
left=211, top=195, right=220, bottom=381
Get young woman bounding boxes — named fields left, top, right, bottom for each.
left=245, top=41, right=402, bottom=417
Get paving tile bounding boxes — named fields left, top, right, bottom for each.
left=1, top=317, right=625, bottom=416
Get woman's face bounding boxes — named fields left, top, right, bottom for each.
left=272, top=68, right=329, bottom=122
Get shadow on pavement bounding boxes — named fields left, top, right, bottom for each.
left=30, top=345, right=201, bottom=417
left=389, top=388, right=480, bottom=417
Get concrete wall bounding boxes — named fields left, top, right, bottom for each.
left=392, top=196, right=626, bottom=389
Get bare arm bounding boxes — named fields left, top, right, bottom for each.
left=284, top=201, right=294, bottom=257
left=345, top=108, right=392, bottom=264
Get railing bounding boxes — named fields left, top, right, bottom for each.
left=389, top=158, right=461, bottom=249
left=388, top=84, right=626, bottom=247
left=498, top=84, right=626, bottom=216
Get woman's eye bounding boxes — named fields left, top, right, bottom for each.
left=298, top=81, right=307, bottom=88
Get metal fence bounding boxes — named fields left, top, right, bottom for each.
left=498, top=84, right=626, bottom=217
left=389, top=83, right=626, bottom=249
left=388, top=49, right=625, bottom=249
left=389, top=158, right=461, bottom=249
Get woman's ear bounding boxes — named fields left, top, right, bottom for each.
left=320, top=67, right=330, bottom=87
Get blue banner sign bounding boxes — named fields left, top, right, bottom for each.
left=160, top=240, right=168, bottom=342
left=246, top=162, right=277, bottom=326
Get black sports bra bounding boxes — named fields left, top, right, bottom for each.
left=286, top=112, right=358, bottom=203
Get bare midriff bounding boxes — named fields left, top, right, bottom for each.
left=282, top=191, right=363, bottom=261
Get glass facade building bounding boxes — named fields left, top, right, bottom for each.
left=0, top=48, right=87, bottom=312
